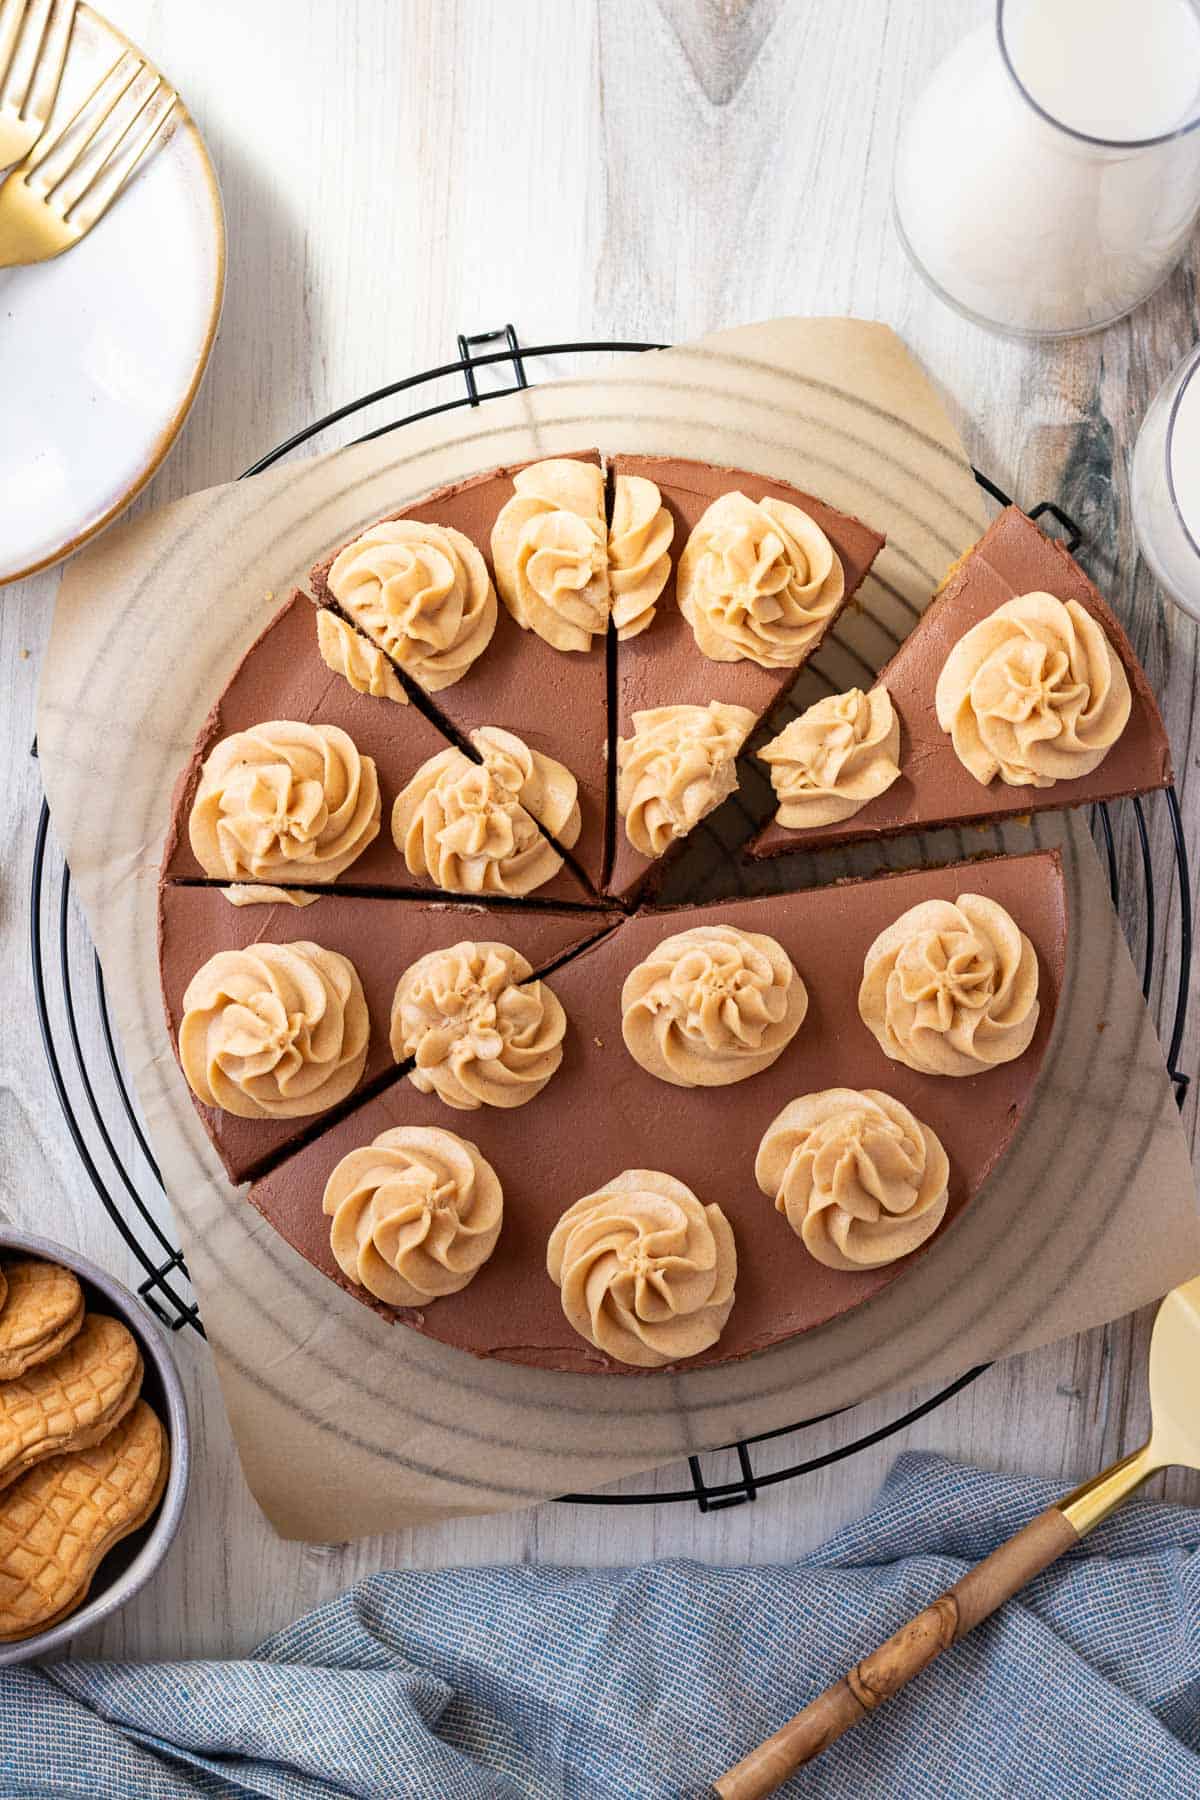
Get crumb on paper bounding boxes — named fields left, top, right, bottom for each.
left=20, top=647, right=30, bottom=659
left=264, top=590, right=275, bottom=602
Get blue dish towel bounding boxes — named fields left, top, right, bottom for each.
left=3, top=1451, right=1199, bottom=1799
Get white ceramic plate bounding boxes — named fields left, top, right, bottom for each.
left=0, top=4, right=224, bottom=586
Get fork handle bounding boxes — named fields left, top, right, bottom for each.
left=714, top=1506, right=1080, bottom=1800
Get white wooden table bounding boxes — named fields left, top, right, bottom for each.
left=2, top=0, right=1198, bottom=1661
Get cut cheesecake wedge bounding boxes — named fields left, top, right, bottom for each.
left=159, top=884, right=619, bottom=1184
left=749, top=506, right=1172, bottom=862
left=249, top=849, right=1065, bottom=1371
left=161, top=589, right=597, bottom=907
left=311, top=454, right=611, bottom=897
left=609, top=456, right=886, bottom=903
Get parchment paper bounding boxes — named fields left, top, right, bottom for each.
left=38, top=318, right=1200, bottom=1538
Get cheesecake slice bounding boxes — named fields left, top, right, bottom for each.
left=311, top=454, right=611, bottom=897
left=749, top=506, right=1171, bottom=862
left=609, top=456, right=885, bottom=902
left=161, top=589, right=597, bottom=907
left=159, top=884, right=618, bottom=1184
left=249, top=849, right=1065, bottom=1371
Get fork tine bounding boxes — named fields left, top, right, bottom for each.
left=68, top=82, right=176, bottom=230
left=26, top=47, right=138, bottom=188
left=22, top=0, right=72, bottom=123
left=3, top=0, right=48, bottom=111
left=0, top=0, right=28, bottom=98
left=51, top=65, right=161, bottom=213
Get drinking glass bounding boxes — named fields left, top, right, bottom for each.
left=1131, top=345, right=1200, bottom=620
left=893, top=0, right=1200, bottom=337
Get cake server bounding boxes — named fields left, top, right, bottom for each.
left=0, top=45, right=176, bottom=266
left=714, top=1275, right=1200, bottom=1799
left=0, top=0, right=74, bottom=170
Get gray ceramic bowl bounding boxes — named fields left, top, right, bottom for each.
left=0, top=1227, right=190, bottom=1665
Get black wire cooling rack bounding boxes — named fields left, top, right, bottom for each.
left=29, top=328, right=1195, bottom=1512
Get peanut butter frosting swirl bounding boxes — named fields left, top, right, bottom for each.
left=617, top=702, right=756, bottom=857
left=326, top=518, right=497, bottom=693
left=677, top=490, right=845, bottom=668
left=858, top=894, right=1040, bottom=1077
left=316, top=608, right=407, bottom=703
left=188, top=721, right=380, bottom=885
left=490, top=458, right=610, bottom=652
left=391, top=727, right=580, bottom=897
left=934, top=592, right=1131, bottom=788
left=324, top=1126, right=503, bottom=1306
left=547, top=1170, right=736, bottom=1367
left=621, top=924, right=807, bottom=1087
left=392, top=941, right=566, bottom=1110
left=608, top=474, right=674, bottom=640
left=179, top=941, right=369, bottom=1119
left=221, top=885, right=320, bottom=908
left=755, top=1088, right=949, bottom=1272
left=758, top=687, right=901, bottom=829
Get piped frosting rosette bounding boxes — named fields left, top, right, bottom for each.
left=490, top=459, right=610, bottom=651
left=621, top=924, right=807, bottom=1087
left=858, top=894, right=1039, bottom=1077
left=756, top=1088, right=949, bottom=1272
left=179, top=941, right=369, bottom=1118
left=934, top=591, right=1131, bottom=788
left=758, top=687, right=901, bottom=829
left=188, top=721, right=380, bottom=885
left=326, top=517, right=497, bottom=692
left=324, top=1125, right=502, bottom=1306
left=316, top=610, right=407, bottom=703
left=547, top=1170, right=736, bottom=1367
left=677, top=490, right=845, bottom=667
left=392, top=727, right=580, bottom=897
left=608, top=473, right=674, bottom=639
left=392, top=941, right=566, bottom=1110
left=617, top=701, right=756, bottom=856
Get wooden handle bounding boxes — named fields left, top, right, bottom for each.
left=713, top=1504, right=1080, bottom=1800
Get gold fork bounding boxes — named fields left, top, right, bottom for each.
left=0, top=0, right=74, bottom=169
left=0, top=46, right=177, bottom=267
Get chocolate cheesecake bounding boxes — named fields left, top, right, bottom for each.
left=608, top=456, right=886, bottom=902
left=248, top=850, right=1066, bottom=1371
left=749, top=506, right=1172, bottom=861
left=160, top=885, right=617, bottom=1184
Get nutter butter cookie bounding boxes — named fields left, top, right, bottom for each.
left=0, top=1260, right=84, bottom=1379
left=0, top=1400, right=167, bottom=1643
left=0, top=1314, right=142, bottom=1491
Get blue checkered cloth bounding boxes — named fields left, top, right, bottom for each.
left=2, top=1452, right=1198, bottom=1797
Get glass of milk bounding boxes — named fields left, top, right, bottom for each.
left=894, top=0, right=1200, bottom=336
left=1132, top=346, right=1200, bottom=619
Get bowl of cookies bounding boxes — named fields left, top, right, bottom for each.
left=0, top=1228, right=188, bottom=1662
